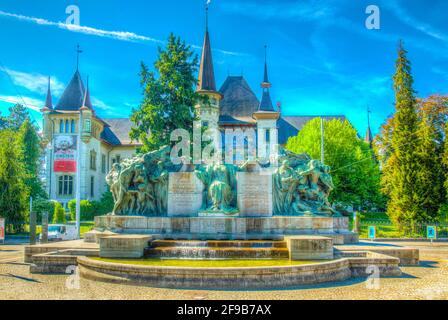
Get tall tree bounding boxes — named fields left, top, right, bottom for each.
left=17, top=119, right=45, bottom=199
left=130, top=33, right=200, bottom=152
left=6, top=103, right=31, bottom=130
left=383, top=41, right=420, bottom=225
left=286, top=118, right=384, bottom=211
left=0, top=130, right=28, bottom=232
left=414, top=96, right=447, bottom=221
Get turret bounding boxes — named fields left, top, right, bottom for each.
left=195, top=6, right=222, bottom=131
left=253, top=46, right=279, bottom=163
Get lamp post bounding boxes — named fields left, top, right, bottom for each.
left=321, top=118, right=325, bottom=164
left=75, top=111, right=83, bottom=239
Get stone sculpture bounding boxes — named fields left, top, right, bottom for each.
left=273, top=149, right=338, bottom=216
left=195, top=162, right=238, bottom=214
left=106, top=146, right=170, bottom=216
left=105, top=143, right=338, bottom=217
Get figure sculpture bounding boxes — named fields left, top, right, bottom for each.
left=273, top=148, right=338, bottom=216
left=106, top=146, right=170, bottom=216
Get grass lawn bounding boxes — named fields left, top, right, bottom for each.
left=92, top=258, right=321, bottom=268
left=7, top=221, right=95, bottom=238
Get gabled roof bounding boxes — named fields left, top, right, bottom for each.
left=101, top=118, right=141, bottom=146
left=219, top=76, right=259, bottom=118
left=56, top=70, right=85, bottom=111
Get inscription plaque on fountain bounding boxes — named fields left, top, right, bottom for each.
left=167, top=172, right=203, bottom=216
left=237, top=172, right=273, bottom=216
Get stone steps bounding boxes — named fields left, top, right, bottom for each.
left=144, top=240, right=289, bottom=259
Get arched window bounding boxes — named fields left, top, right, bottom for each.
left=71, top=120, right=75, bottom=133
left=65, top=120, right=69, bottom=133
left=59, top=120, right=64, bottom=133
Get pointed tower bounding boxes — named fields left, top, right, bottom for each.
left=253, top=46, right=280, bottom=163
left=80, top=77, right=93, bottom=143
left=195, top=6, right=222, bottom=131
left=365, top=107, right=373, bottom=146
left=41, top=77, right=54, bottom=143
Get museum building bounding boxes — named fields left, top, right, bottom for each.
left=40, top=19, right=348, bottom=207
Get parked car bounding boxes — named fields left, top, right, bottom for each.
left=40, top=224, right=78, bottom=242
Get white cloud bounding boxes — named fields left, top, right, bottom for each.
left=0, top=95, right=43, bottom=112
left=0, top=10, right=162, bottom=44
left=0, top=10, right=243, bottom=56
left=385, top=1, right=448, bottom=43
left=1, top=67, right=65, bottom=96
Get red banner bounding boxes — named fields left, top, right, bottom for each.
left=54, top=160, right=77, bottom=173
left=53, top=135, right=77, bottom=173
left=0, top=218, right=5, bottom=241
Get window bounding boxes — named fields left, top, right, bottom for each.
left=90, top=150, right=97, bottom=171
left=71, top=120, right=75, bottom=133
left=90, top=176, right=95, bottom=198
left=84, top=119, right=91, bottom=133
left=65, top=120, right=69, bottom=133
left=112, top=155, right=121, bottom=165
left=59, top=120, right=64, bottom=133
left=101, top=154, right=106, bottom=173
left=58, top=175, right=74, bottom=196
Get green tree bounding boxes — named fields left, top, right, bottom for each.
left=130, top=33, right=200, bottom=152
left=382, top=41, right=420, bottom=225
left=286, top=118, right=383, bottom=211
left=6, top=104, right=31, bottom=130
left=17, top=119, right=46, bottom=199
left=414, top=96, right=447, bottom=221
left=68, top=199, right=96, bottom=221
left=52, top=202, right=66, bottom=224
left=0, top=130, right=28, bottom=232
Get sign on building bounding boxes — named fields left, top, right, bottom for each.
left=427, top=226, right=437, bottom=240
left=368, top=226, right=376, bottom=240
left=54, top=135, right=77, bottom=172
left=0, top=218, right=5, bottom=243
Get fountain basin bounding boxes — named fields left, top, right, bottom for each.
left=78, top=251, right=401, bottom=290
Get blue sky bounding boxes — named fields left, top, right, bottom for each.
left=0, top=0, right=447, bottom=136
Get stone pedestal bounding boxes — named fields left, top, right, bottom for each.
left=99, top=235, right=152, bottom=258
left=167, top=172, right=203, bottom=216
left=286, top=236, right=334, bottom=260
left=237, top=172, right=273, bottom=216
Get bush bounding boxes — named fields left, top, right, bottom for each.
left=68, top=199, right=96, bottom=221
left=96, top=191, right=114, bottom=216
left=52, top=202, right=66, bottom=224
left=33, top=198, right=55, bottom=222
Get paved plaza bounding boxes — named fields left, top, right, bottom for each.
left=1, top=241, right=447, bottom=300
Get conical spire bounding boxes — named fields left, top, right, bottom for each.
left=258, top=46, right=275, bottom=112
left=56, top=70, right=86, bottom=111
left=44, top=76, right=53, bottom=109
left=83, top=77, right=93, bottom=109
left=365, top=107, right=373, bottom=145
left=261, top=45, right=271, bottom=88
left=197, top=6, right=217, bottom=93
